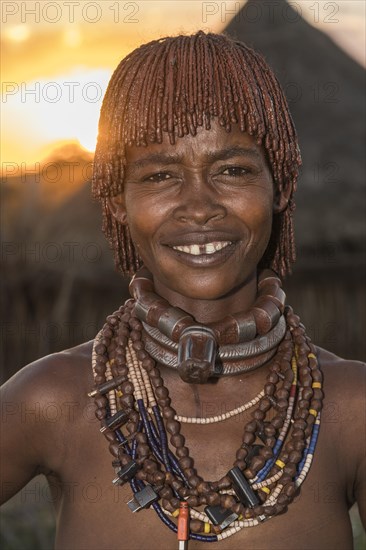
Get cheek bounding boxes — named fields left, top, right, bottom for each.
left=124, top=194, right=167, bottom=268
left=240, top=192, right=273, bottom=254
left=239, top=189, right=273, bottom=229
left=126, top=213, right=151, bottom=251
left=124, top=206, right=146, bottom=253
left=256, top=202, right=273, bottom=233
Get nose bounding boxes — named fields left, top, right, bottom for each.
left=173, top=176, right=227, bottom=225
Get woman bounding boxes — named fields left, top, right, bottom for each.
left=1, top=31, right=365, bottom=549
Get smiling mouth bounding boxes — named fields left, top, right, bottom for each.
left=171, top=241, right=232, bottom=256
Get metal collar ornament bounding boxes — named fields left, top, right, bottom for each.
left=129, top=268, right=286, bottom=383
left=142, top=317, right=286, bottom=378
left=89, top=271, right=323, bottom=547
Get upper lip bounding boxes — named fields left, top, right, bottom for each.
left=161, top=230, right=239, bottom=247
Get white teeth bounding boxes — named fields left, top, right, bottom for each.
left=172, top=241, right=231, bottom=255
left=205, top=243, right=215, bottom=254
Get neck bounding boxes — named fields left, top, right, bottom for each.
left=154, top=270, right=258, bottom=324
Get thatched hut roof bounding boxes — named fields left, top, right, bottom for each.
left=225, top=0, right=365, bottom=270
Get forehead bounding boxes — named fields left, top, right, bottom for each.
left=124, top=119, right=266, bottom=168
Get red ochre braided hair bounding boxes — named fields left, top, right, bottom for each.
left=92, top=31, right=301, bottom=278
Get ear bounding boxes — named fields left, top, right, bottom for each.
left=273, top=184, right=293, bottom=214
left=107, top=194, right=128, bottom=225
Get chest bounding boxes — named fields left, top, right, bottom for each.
left=52, top=403, right=353, bottom=550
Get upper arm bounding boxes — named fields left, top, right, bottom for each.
left=0, top=354, right=69, bottom=504
left=355, top=442, right=366, bottom=529
left=338, top=358, right=366, bottom=526
left=319, top=350, right=366, bottom=525
left=353, top=363, right=366, bottom=528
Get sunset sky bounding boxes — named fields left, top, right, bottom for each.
left=1, top=0, right=365, bottom=171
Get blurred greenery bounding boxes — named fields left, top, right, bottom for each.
left=0, top=477, right=55, bottom=550
left=0, top=477, right=365, bottom=550
left=350, top=503, right=366, bottom=550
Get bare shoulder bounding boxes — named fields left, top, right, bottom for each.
left=315, top=345, right=365, bottom=427
left=1, top=340, right=96, bottom=446
left=316, top=345, right=365, bottom=397
left=2, top=340, right=94, bottom=402
left=0, top=341, right=96, bottom=500
left=1, top=340, right=96, bottom=464
left=315, top=346, right=365, bottom=479
left=316, top=344, right=365, bottom=368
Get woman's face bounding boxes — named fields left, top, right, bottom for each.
left=116, top=120, right=274, bottom=302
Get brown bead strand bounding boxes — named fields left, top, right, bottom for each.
left=93, top=323, right=128, bottom=464
left=238, top=343, right=291, bottom=476
left=259, top=340, right=316, bottom=510
left=126, top=317, right=185, bottom=487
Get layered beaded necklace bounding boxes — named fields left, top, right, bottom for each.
left=90, top=268, right=323, bottom=546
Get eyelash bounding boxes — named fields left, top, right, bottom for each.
left=143, top=172, right=172, bottom=183
left=142, top=165, right=252, bottom=183
left=220, top=166, right=250, bottom=177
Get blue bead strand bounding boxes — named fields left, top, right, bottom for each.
left=148, top=418, right=186, bottom=481
left=152, top=404, right=172, bottom=472
left=137, top=399, right=163, bottom=459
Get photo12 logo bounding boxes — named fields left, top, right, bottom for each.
left=2, top=81, right=102, bottom=104
left=201, top=1, right=340, bottom=25
left=1, top=1, right=140, bottom=24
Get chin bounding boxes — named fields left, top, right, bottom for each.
left=176, top=285, right=224, bottom=301
left=167, top=272, right=244, bottom=302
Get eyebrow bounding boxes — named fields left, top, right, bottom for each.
left=127, top=146, right=261, bottom=170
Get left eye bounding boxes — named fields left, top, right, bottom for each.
left=221, top=167, right=248, bottom=177
left=144, top=172, right=172, bottom=183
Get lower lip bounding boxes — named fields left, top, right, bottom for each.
left=166, top=242, right=238, bottom=267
